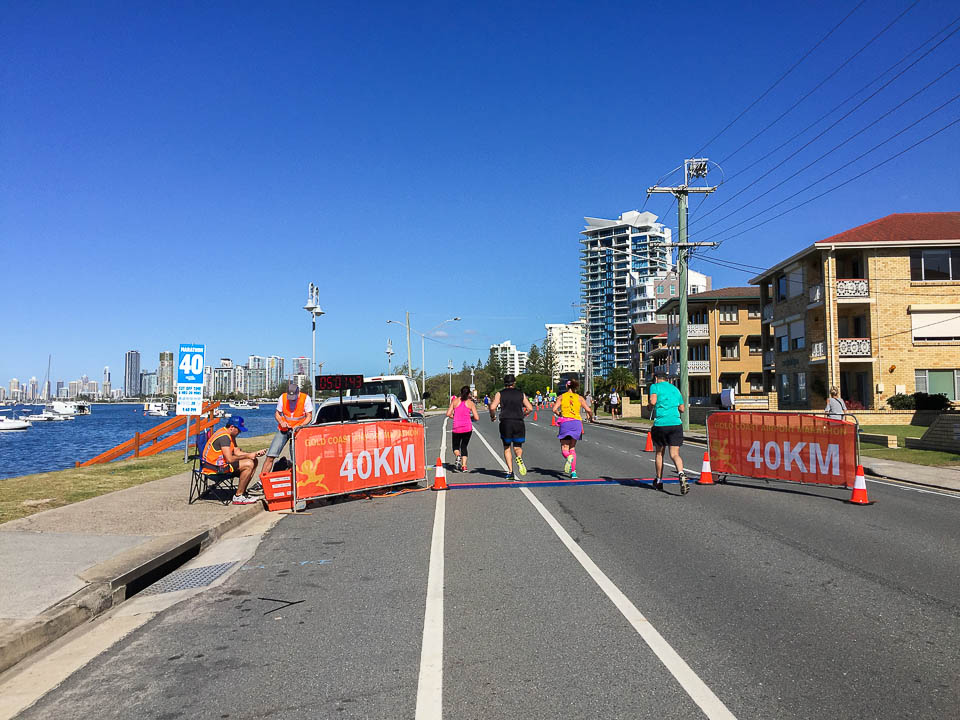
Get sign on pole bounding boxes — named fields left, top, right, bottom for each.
left=176, top=344, right=205, bottom=416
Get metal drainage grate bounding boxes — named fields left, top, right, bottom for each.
left=138, top=562, right=238, bottom=596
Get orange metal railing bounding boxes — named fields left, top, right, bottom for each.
left=76, top=402, right=222, bottom=467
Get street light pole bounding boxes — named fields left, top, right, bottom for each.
left=303, top=283, right=324, bottom=407
left=447, top=359, right=454, bottom=399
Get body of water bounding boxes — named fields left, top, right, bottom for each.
left=0, top=403, right=280, bottom=480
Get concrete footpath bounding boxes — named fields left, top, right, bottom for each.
left=592, top=418, right=960, bottom=493
left=0, top=472, right=263, bottom=674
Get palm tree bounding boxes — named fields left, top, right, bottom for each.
left=606, top=367, right=636, bottom=393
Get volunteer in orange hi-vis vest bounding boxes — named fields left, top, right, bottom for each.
left=202, top=416, right=266, bottom=505
left=260, top=380, right=315, bottom=481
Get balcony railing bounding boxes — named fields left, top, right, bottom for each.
left=688, top=360, right=710, bottom=375
left=762, top=304, right=773, bottom=322
left=838, top=338, right=872, bottom=357
left=809, top=284, right=823, bottom=304
left=809, top=341, right=826, bottom=359
left=667, top=324, right=709, bottom=344
left=836, top=278, right=870, bottom=298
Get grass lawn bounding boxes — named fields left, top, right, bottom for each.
left=859, top=445, right=960, bottom=467
left=860, top=424, right=927, bottom=445
left=0, top=432, right=272, bottom=525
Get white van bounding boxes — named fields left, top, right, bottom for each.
left=350, top=375, right=424, bottom=416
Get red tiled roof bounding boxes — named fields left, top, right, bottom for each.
left=687, top=286, right=759, bottom=300
left=816, top=212, right=960, bottom=245
left=632, top=323, right=667, bottom=335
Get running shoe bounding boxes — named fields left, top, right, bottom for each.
left=653, top=478, right=663, bottom=491
left=563, top=456, right=573, bottom=476
left=678, top=471, right=689, bottom=495
left=248, top=481, right=263, bottom=495
left=454, top=456, right=462, bottom=472
left=516, top=457, right=527, bottom=476
left=570, top=471, right=578, bottom=479
left=504, top=471, right=515, bottom=481
left=232, top=494, right=258, bottom=505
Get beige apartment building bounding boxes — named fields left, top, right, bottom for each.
left=659, top=288, right=764, bottom=403
left=751, top=212, right=960, bottom=411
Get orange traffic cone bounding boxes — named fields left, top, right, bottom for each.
left=644, top=431, right=654, bottom=452
left=432, top=457, right=448, bottom=491
left=534, top=409, right=538, bottom=421
left=697, top=451, right=714, bottom=485
left=551, top=414, right=557, bottom=426
left=848, top=465, right=870, bottom=505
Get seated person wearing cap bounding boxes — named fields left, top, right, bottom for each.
left=260, top=381, right=314, bottom=481
left=202, top=416, right=266, bottom=505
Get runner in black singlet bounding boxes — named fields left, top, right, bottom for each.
left=488, top=373, right=533, bottom=480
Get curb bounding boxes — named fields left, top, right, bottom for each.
left=860, top=465, right=960, bottom=494
left=592, top=420, right=707, bottom=445
left=0, top=503, right=263, bottom=675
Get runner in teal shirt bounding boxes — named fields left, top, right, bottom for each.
left=648, top=371, right=688, bottom=494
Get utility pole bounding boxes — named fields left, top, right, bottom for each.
left=405, top=311, right=412, bottom=379
left=648, top=158, right=717, bottom=432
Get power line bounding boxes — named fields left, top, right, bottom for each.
left=692, top=19, right=960, bottom=229
left=717, top=0, right=919, bottom=166
left=693, top=0, right=866, bottom=156
left=692, top=75, right=960, bottom=239
left=694, top=13, right=960, bottom=226
left=694, top=112, right=960, bottom=247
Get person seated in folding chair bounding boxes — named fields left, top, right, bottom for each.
left=203, top=416, right=266, bottom=505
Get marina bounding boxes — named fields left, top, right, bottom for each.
left=0, top=403, right=279, bottom=480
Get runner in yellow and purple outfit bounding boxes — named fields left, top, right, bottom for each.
left=551, top=379, right=594, bottom=479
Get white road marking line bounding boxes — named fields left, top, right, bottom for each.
left=475, top=431, right=737, bottom=720
left=416, top=417, right=447, bottom=720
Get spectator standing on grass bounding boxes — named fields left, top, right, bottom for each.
left=648, top=370, right=688, bottom=495
left=446, top=385, right=479, bottom=472
left=825, top=386, right=848, bottom=420
left=609, top=387, right=621, bottom=419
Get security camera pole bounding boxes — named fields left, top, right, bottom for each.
left=648, top=158, right=717, bottom=431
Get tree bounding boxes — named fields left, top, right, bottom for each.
left=525, top=344, right=542, bottom=375
left=607, top=367, right=636, bottom=393
left=515, top=373, right=551, bottom=397
left=540, top=339, right=557, bottom=386
left=485, top=349, right=504, bottom=387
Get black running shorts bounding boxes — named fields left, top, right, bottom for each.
left=651, top=424, right=683, bottom=448
left=499, top=418, right=526, bottom=447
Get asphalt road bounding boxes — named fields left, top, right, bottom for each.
left=20, top=413, right=960, bottom=719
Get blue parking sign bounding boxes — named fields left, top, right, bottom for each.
left=177, top=344, right=205, bottom=385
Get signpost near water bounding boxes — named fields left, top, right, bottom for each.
left=176, top=343, right=206, bottom=462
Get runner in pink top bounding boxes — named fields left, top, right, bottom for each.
left=446, top=385, right=479, bottom=472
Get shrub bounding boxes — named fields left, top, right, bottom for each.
left=886, top=392, right=950, bottom=411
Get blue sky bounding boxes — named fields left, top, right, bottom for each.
left=3, top=0, right=958, bottom=386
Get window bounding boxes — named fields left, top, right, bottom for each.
left=788, top=268, right=803, bottom=298
left=790, top=320, right=805, bottom=350
left=775, top=325, right=789, bottom=352
left=747, top=337, right=763, bottom=355
left=909, top=308, right=960, bottom=341
left=656, top=285, right=664, bottom=294
left=719, top=305, right=738, bottom=323
left=720, top=375, right=740, bottom=392
left=747, top=305, right=761, bottom=319
left=794, top=372, right=807, bottom=402
left=910, top=248, right=960, bottom=281
left=776, top=276, right=787, bottom=301
left=720, top=342, right=740, bottom=359
left=915, top=369, right=960, bottom=400
left=670, top=285, right=676, bottom=296
left=779, top=373, right=791, bottom=402
left=748, top=374, right=764, bottom=392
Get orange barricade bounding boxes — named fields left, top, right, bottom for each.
left=293, top=421, right=426, bottom=503
left=707, top=411, right=857, bottom=487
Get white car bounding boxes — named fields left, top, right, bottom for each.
left=348, top=375, right=424, bottom=416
